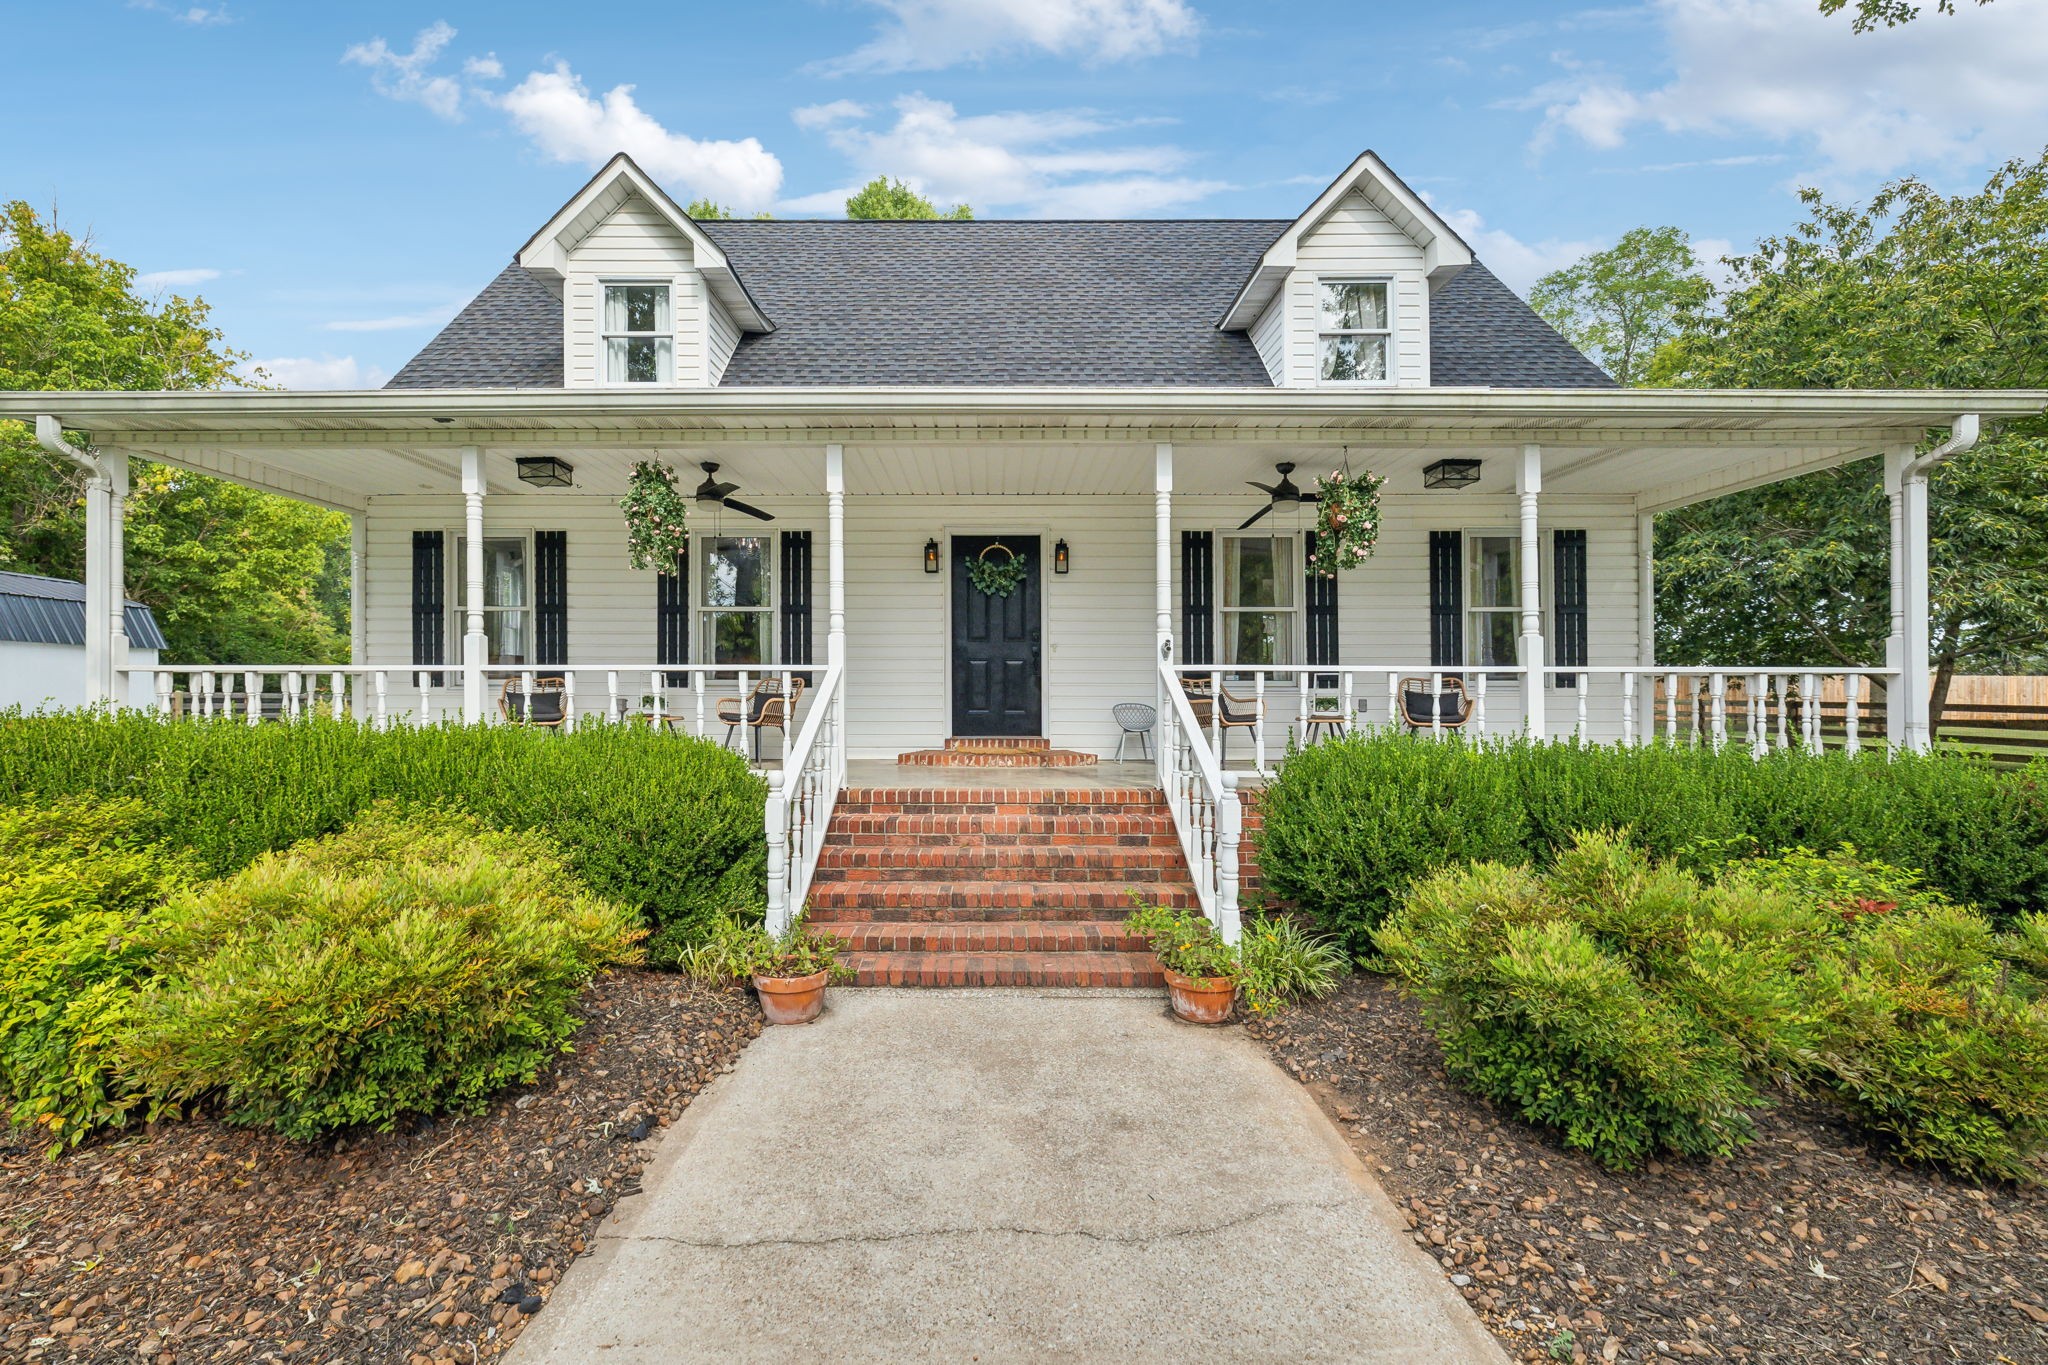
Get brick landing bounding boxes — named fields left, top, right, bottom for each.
left=894, top=736, right=1100, bottom=768
left=812, top=785, right=1191, bottom=987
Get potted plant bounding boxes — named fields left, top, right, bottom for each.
left=681, top=914, right=850, bottom=1025
left=1125, top=897, right=1238, bottom=1024
left=1311, top=694, right=1342, bottom=713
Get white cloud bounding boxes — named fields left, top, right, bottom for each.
left=1437, top=206, right=1601, bottom=296
left=463, top=53, right=503, bottom=79
left=494, top=63, right=783, bottom=212
left=130, top=1, right=231, bottom=24
left=793, top=99, right=870, bottom=131
left=344, top=21, right=464, bottom=121
left=254, top=356, right=389, bottom=390
left=820, top=0, right=1200, bottom=74
left=1527, top=0, right=2048, bottom=179
left=791, top=93, right=1225, bottom=216
left=319, top=307, right=460, bottom=333
left=136, top=267, right=222, bottom=290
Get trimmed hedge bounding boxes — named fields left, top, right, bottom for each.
left=1260, top=734, right=2048, bottom=953
left=0, top=713, right=766, bottom=958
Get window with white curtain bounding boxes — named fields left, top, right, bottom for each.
left=1219, top=532, right=1298, bottom=671
left=450, top=535, right=531, bottom=665
left=697, top=534, right=773, bottom=674
left=1465, top=532, right=1520, bottom=669
left=1317, top=279, right=1392, bottom=383
left=603, top=282, right=673, bottom=384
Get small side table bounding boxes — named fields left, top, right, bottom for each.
left=1302, top=713, right=1349, bottom=745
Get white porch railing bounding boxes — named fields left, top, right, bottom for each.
left=764, top=661, right=846, bottom=936
left=1155, top=658, right=1242, bottom=944
left=1166, top=663, right=1899, bottom=773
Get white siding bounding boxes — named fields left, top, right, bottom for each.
left=559, top=194, right=709, bottom=387
left=1248, top=296, right=1286, bottom=385
left=0, top=640, right=159, bottom=712
left=707, top=297, right=742, bottom=384
left=360, top=486, right=1648, bottom=752
left=1281, top=191, right=1431, bottom=387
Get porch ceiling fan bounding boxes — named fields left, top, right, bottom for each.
left=1238, top=461, right=1318, bottom=530
left=692, top=461, right=775, bottom=522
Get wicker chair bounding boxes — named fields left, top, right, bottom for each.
left=718, top=676, right=807, bottom=760
left=497, top=675, right=568, bottom=729
left=1399, top=676, right=1473, bottom=732
left=1179, top=676, right=1264, bottom=762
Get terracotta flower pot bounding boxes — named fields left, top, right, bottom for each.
left=1164, top=968, right=1235, bottom=1024
left=753, top=969, right=829, bottom=1025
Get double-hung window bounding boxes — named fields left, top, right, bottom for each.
left=1220, top=533, right=1298, bottom=673
left=603, top=282, right=673, bottom=384
left=1317, top=280, right=1392, bottom=383
left=1465, top=533, right=1520, bottom=670
left=451, top=535, right=531, bottom=665
left=698, top=534, right=772, bottom=673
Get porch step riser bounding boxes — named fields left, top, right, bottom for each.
left=807, top=885, right=1193, bottom=918
left=836, top=801, right=1167, bottom=818
left=840, top=951, right=1164, bottom=988
left=826, top=814, right=1176, bottom=840
left=817, top=847, right=1184, bottom=870
left=823, top=922, right=1149, bottom=953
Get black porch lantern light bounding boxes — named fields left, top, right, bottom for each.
left=923, top=538, right=941, bottom=574
left=515, top=456, right=575, bottom=488
left=1053, top=538, right=1070, bottom=574
left=1423, top=457, right=1482, bottom=490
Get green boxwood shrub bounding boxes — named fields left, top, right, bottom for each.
left=0, top=712, right=767, bottom=956
left=1261, top=734, right=2048, bottom=953
left=0, top=798, right=197, bottom=1151
left=119, top=805, right=645, bottom=1140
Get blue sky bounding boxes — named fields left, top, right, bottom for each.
left=9, top=0, right=2046, bottom=388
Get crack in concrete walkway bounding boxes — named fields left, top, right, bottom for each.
left=508, top=990, right=1507, bottom=1364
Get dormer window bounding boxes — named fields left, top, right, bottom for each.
left=1317, top=280, right=1391, bottom=383
left=603, top=283, right=673, bottom=383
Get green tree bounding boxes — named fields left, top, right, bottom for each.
left=1, top=201, right=349, bottom=663
left=683, top=198, right=772, bottom=221
left=1529, top=226, right=1711, bottom=386
left=1648, top=154, right=2048, bottom=731
left=844, top=177, right=972, bottom=220
left=1819, top=0, right=1991, bottom=32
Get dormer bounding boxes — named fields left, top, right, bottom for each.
left=1221, top=151, right=1472, bottom=388
left=516, top=154, right=772, bottom=388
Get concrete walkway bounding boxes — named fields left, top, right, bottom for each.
left=509, top=990, right=1507, bottom=1364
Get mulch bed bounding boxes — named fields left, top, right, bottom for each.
left=1248, top=975, right=2048, bottom=1365
left=0, top=971, right=762, bottom=1365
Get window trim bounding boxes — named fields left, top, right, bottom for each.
left=600, top=279, right=676, bottom=386
left=1313, top=276, right=1396, bottom=387
left=1215, top=528, right=1303, bottom=677
left=694, top=531, right=777, bottom=675
left=448, top=529, right=535, bottom=667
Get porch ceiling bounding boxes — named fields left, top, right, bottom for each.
left=5, top=386, right=2040, bottom=510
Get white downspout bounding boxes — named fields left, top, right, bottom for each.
left=37, top=416, right=127, bottom=707
left=1893, top=414, right=1980, bottom=752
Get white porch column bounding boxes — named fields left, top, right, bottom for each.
left=1517, top=443, right=1546, bottom=736
left=1894, top=451, right=1934, bottom=753
left=349, top=514, right=369, bottom=667
left=1635, top=508, right=1656, bottom=668
left=1154, top=443, right=1174, bottom=660
left=460, top=446, right=488, bottom=724
left=825, top=443, right=846, bottom=665
left=82, top=457, right=116, bottom=705
left=106, top=451, right=132, bottom=706
left=1883, top=447, right=1910, bottom=750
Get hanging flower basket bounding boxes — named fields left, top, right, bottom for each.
left=1308, top=468, right=1385, bottom=577
left=621, top=460, right=691, bottom=572
left=967, top=544, right=1029, bottom=598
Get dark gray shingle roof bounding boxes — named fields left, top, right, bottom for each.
left=386, top=219, right=1613, bottom=390
left=0, top=571, right=167, bottom=650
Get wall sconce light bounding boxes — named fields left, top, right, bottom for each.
left=515, top=456, right=575, bottom=488
left=1053, top=538, right=1071, bottom=574
left=1422, top=458, right=1483, bottom=490
left=923, top=538, right=941, bottom=574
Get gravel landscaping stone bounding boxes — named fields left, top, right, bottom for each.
left=0, top=971, right=760, bottom=1364
left=1248, top=974, right=2048, bottom=1365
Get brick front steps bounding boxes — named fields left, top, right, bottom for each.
left=811, top=786, right=1192, bottom=986
left=894, top=736, right=1100, bottom=768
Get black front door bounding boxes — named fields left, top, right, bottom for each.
left=951, top=534, right=1042, bottom=736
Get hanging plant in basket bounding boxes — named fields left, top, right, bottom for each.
left=968, top=544, right=1029, bottom=598
left=620, top=460, right=691, bottom=572
left=1308, top=467, right=1386, bottom=577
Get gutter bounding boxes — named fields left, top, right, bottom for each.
left=1903, top=412, right=1980, bottom=480
left=35, top=414, right=104, bottom=478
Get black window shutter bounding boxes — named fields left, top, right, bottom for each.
left=780, top=530, right=814, bottom=683
left=1181, top=530, right=1214, bottom=666
left=1428, top=530, right=1463, bottom=671
left=1554, top=528, right=1589, bottom=688
left=411, top=530, right=445, bottom=685
left=534, top=531, right=568, bottom=668
left=1304, top=530, right=1339, bottom=687
left=657, top=544, right=690, bottom=687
